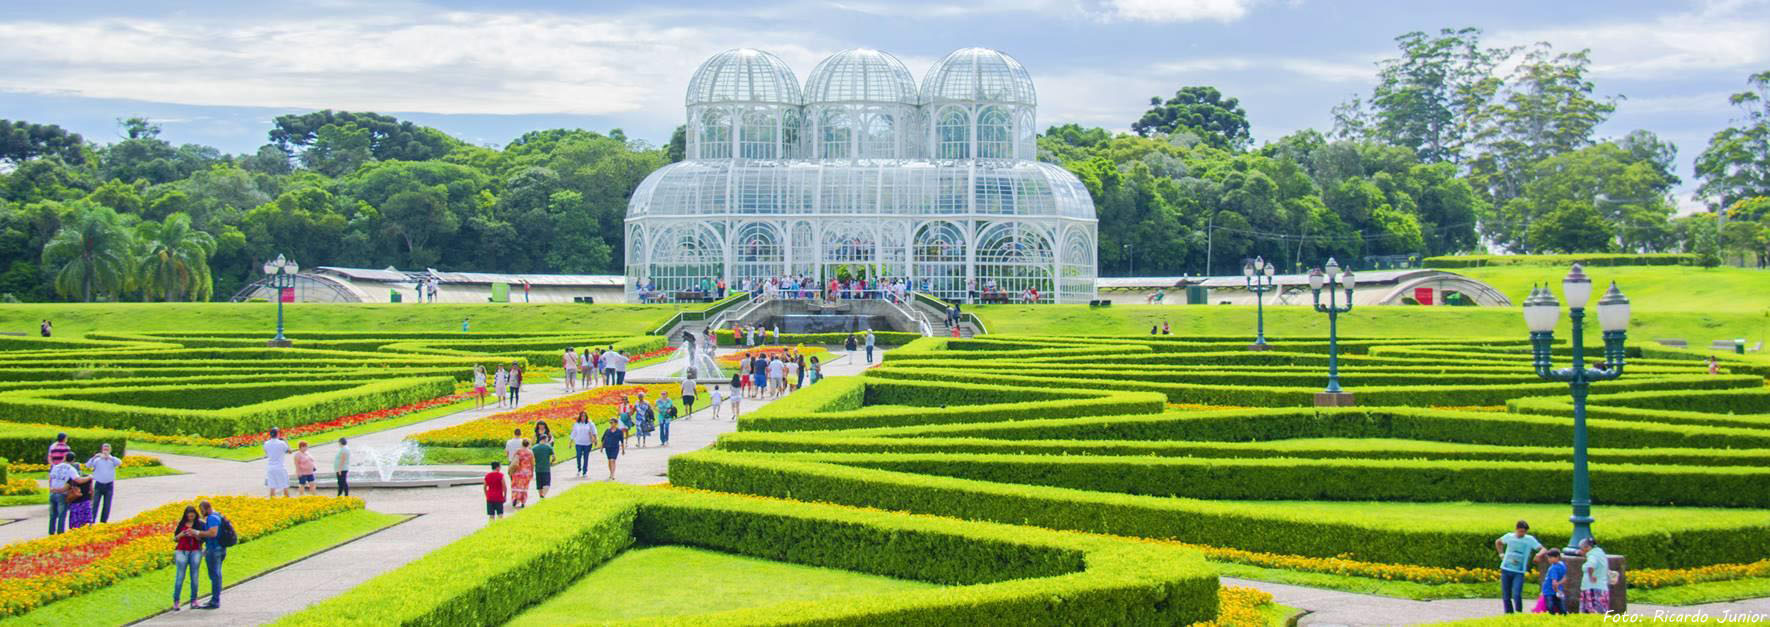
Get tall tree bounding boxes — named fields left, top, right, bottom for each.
left=136, top=212, right=217, bottom=301
left=1131, top=86, right=1252, bottom=151
left=1, top=120, right=86, bottom=165
left=1470, top=45, right=1617, bottom=206
left=270, top=110, right=456, bottom=163
left=42, top=202, right=134, bottom=301
left=1695, top=70, right=1770, bottom=208
left=1335, top=28, right=1509, bottom=165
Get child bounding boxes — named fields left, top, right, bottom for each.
left=708, top=385, right=724, bottom=420
left=483, top=461, right=507, bottom=521
left=1540, top=548, right=1566, bottom=614
left=729, top=384, right=741, bottom=420
left=293, top=441, right=318, bottom=496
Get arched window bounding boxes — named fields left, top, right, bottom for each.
left=1059, top=227, right=1096, bottom=304
left=648, top=223, right=724, bottom=295
left=977, top=106, right=1012, bottom=159
left=861, top=113, right=897, bottom=160
left=782, top=108, right=802, bottom=159
left=820, top=109, right=851, bottom=160
left=913, top=220, right=967, bottom=301
left=975, top=221, right=1054, bottom=303
left=732, top=222, right=785, bottom=287
left=740, top=110, right=778, bottom=160
left=698, top=109, right=731, bottom=160
left=936, top=107, right=970, bottom=160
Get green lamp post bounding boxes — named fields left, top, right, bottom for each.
left=1308, top=258, right=1355, bottom=406
left=263, top=254, right=298, bottom=348
left=1244, top=256, right=1277, bottom=350
left=1522, top=263, right=1630, bottom=551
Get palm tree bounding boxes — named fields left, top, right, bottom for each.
left=42, top=203, right=134, bottom=302
left=137, top=212, right=218, bottom=301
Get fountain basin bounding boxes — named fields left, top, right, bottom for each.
left=315, top=469, right=485, bottom=489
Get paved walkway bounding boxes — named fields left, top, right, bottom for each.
left=1230, top=577, right=1770, bottom=625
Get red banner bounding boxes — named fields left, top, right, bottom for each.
left=280, top=287, right=295, bottom=303
left=1413, top=287, right=1434, bottom=305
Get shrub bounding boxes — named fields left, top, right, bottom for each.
left=0, top=422, right=131, bottom=462
left=0, top=378, right=455, bottom=437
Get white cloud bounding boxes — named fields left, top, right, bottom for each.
left=0, top=11, right=829, bottom=122
left=1081, top=0, right=1260, bottom=23
left=1492, top=1, right=1770, bottom=79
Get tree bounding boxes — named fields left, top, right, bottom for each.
left=1526, top=200, right=1612, bottom=253
left=1469, top=45, right=1617, bottom=207
left=136, top=212, right=217, bottom=301
left=1695, top=70, right=1770, bottom=208
left=270, top=110, right=456, bottom=163
left=42, top=202, right=134, bottom=301
left=299, top=123, right=373, bottom=178
left=1488, top=139, right=1675, bottom=252
left=1131, top=86, right=1252, bottom=150
left=1, top=120, right=86, bottom=165
left=1334, top=28, right=1509, bottom=165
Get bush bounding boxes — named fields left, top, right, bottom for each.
left=0, top=378, right=455, bottom=437
left=0, top=422, right=132, bottom=462
left=277, top=483, right=1221, bottom=626
left=739, top=377, right=1164, bottom=432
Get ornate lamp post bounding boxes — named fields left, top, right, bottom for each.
left=263, top=254, right=298, bottom=348
left=1523, top=263, right=1629, bottom=551
left=1308, top=258, right=1355, bottom=406
left=1244, top=256, right=1277, bottom=350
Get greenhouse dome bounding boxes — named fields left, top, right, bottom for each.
left=628, top=47, right=1097, bottom=304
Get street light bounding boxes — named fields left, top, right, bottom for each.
left=263, top=254, right=298, bottom=348
left=1244, top=256, right=1277, bottom=350
left=1123, top=243, right=1136, bottom=276
left=1309, top=258, right=1355, bottom=406
left=1524, top=263, right=1629, bottom=551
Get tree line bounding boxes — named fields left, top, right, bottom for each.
left=2, top=27, right=1767, bottom=302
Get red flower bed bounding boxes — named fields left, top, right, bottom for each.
left=220, top=393, right=475, bottom=448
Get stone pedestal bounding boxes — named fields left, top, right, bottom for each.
left=1313, top=392, right=1356, bottom=407
left=1558, top=553, right=1626, bottom=613
left=1246, top=343, right=1272, bottom=351
left=266, top=339, right=293, bottom=348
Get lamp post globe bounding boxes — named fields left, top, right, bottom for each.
left=264, top=254, right=298, bottom=347
left=1245, top=256, right=1276, bottom=350
left=1309, top=260, right=1354, bottom=405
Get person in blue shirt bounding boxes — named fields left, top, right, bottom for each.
left=192, top=500, right=227, bottom=610
left=1494, top=520, right=1545, bottom=613
left=1540, top=548, right=1567, bottom=614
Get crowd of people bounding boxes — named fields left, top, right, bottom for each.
left=730, top=347, right=821, bottom=400
left=44, top=434, right=122, bottom=534
left=559, top=346, right=633, bottom=393
left=1495, top=520, right=1616, bottom=615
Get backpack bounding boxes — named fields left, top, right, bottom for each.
left=216, top=515, right=238, bottom=547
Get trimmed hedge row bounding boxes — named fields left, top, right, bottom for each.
left=738, top=377, right=1165, bottom=433
left=713, top=329, right=922, bottom=347
left=802, top=452, right=1770, bottom=507
left=0, top=369, right=470, bottom=392
left=278, top=483, right=1220, bottom=626
left=670, top=451, right=1770, bottom=571
left=0, top=422, right=132, bottom=462
left=1423, top=253, right=1698, bottom=268
left=1509, top=388, right=1770, bottom=429
left=712, top=431, right=1770, bottom=467
left=0, top=377, right=455, bottom=436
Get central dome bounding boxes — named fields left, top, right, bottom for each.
left=686, top=48, right=802, bottom=106
left=803, top=48, right=919, bottom=105
left=921, top=47, right=1036, bottom=106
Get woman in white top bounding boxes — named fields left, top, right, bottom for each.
left=473, top=365, right=488, bottom=410
left=562, top=348, right=578, bottom=392
left=494, top=366, right=509, bottom=408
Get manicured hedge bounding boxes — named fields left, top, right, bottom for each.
left=1423, top=253, right=1698, bottom=268
left=0, top=377, right=455, bottom=436
left=670, top=451, right=1770, bottom=571
left=1509, top=388, right=1770, bottom=429
left=739, top=377, right=1165, bottom=432
left=0, top=422, right=131, bottom=462
left=714, top=329, right=922, bottom=347
left=277, top=483, right=1220, bottom=626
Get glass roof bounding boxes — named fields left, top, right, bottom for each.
left=920, top=47, right=1036, bottom=106
left=686, top=48, right=803, bottom=106
left=628, top=160, right=1094, bottom=220
left=803, top=48, right=919, bottom=105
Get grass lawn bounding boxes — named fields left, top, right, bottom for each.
left=133, top=397, right=479, bottom=460
left=1219, top=562, right=1770, bottom=607
left=0, top=302, right=688, bottom=337
left=0, top=491, right=44, bottom=506
left=1446, top=265, right=1770, bottom=313
left=972, top=304, right=1770, bottom=348
left=507, top=545, right=937, bottom=625
left=0, top=509, right=406, bottom=626
left=1261, top=601, right=1301, bottom=625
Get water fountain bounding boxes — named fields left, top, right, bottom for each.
left=315, top=440, right=484, bottom=489
left=669, top=334, right=725, bottom=381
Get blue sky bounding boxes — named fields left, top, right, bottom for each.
left=2, top=0, right=1766, bottom=207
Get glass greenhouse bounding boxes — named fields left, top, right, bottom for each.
left=625, top=47, right=1098, bottom=303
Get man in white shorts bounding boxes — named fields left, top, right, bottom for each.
left=264, top=428, right=291, bottom=497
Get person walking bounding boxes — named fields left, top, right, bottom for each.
left=612, top=350, right=628, bottom=385
left=293, top=441, right=318, bottom=496
left=473, top=365, right=488, bottom=410
left=509, top=440, right=534, bottom=510
left=40, top=319, right=52, bottom=337
left=483, top=462, right=507, bottom=521
left=65, top=472, right=96, bottom=530
left=845, top=333, right=858, bottom=354
left=1578, top=538, right=1612, bottom=614
left=1708, top=356, right=1720, bottom=375
left=602, top=418, right=625, bottom=480
left=86, top=443, right=121, bottom=523
left=809, top=356, right=822, bottom=384
left=264, top=427, right=292, bottom=498
left=1494, top=520, right=1544, bottom=614
left=865, top=329, right=876, bottom=364
left=47, top=451, right=77, bottom=534
left=494, top=365, right=509, bottom=409
left=570, top=412, right=597, bottom=478
left=505, top=428, right=524, bottom=464
left=531, top=436, right=554, bottom=499
left=729, top=381, right=742, bottom=420
left=334, top=437, right=351, bottom=497
left=751, top=354, right=766, bottom=399
left=1540, top=548, right=1567, bottom=614
left=708, top=385, right=724, bottom=420
left=508, top=363, right=524, bottom=406
left=767, top=355, right=784, bottom=399
left=680, top=376, right=696, bottom=419
left=657, top=392, right=675, bottom=447
left=171, top=505, right=204, bottom=612
left=563, top=348, right=578, bottom=392
left=635, top=398, right=655, bottom=448
left=193, top=500, right=227, bottom=610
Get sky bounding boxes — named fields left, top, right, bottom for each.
left=1, top=0, right=1766, bottom=209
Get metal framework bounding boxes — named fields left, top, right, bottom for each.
left=627, top=47, right=1097, bottom=303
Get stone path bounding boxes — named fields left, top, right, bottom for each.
left=1230, top=577, right=1770, bottom=625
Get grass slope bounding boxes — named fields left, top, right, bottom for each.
left=1447, top=265, right=1770, bottom=313
left=972, top=304, right=1770, bottom=347
left=508, top=545, right=937, bottom=625
left=0, top=509, right=405, bottom=626
left=0, top=303, right=684, bottom=337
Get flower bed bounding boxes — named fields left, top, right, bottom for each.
left=411, top=384, right=689, bottom=448
left=217, top=392, right=476, bottom=448
left=715, top=345, right=831, bottom=367
left=6, top=455, right=162, bottom=475
left=1200, top=586, right=1278, bottom=627
left=624, top=346, right=678, bottom=369
left=0, top=494, right=361, bottom=617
